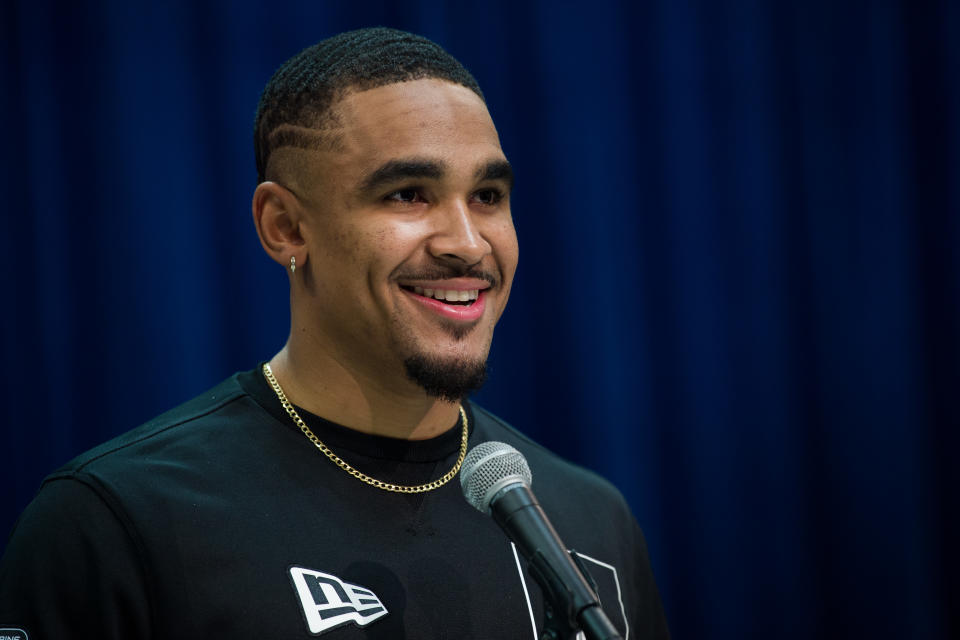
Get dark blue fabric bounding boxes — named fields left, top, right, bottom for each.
left=2, top=2, right=957, bottom=638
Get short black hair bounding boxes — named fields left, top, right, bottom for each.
left=254, top=27, right=485, bottom=183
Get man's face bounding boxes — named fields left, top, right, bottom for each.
left=285, top=79, right=518, bottom=398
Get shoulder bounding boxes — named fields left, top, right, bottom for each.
left=51, top=374, right=253, bottom=479
left=468, top=403, right=633, bottom=520
left=14, top=371, right=281, bottom=567
left=467, top=403, right=669, bottom=636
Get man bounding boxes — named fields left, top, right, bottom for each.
left=0, top=28, right=669, bottom=638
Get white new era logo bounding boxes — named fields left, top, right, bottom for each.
left=289, top=566, right=389, bottom=634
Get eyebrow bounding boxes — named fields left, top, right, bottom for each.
left=356, top=156, right=515, bottom=195
left=358, top=159, right=446, bottom=193
left=476, top=159, right=514, bottom=191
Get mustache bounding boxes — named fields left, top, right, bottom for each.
left=393, top=264, right=500, bottom=288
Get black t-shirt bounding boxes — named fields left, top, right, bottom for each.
left=0, top=367, right=669, bottom=639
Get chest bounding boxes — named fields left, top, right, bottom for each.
left=133, top=484, right=630, bottom=639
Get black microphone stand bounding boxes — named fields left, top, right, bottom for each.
left=492, top=486, right=623, bottom=640
left=536, top=549, right=622, bottom=640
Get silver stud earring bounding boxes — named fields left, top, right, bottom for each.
left=290, top=256, right=296, bottom=274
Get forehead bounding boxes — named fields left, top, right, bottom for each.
left=332, top=79, right=504, bottom=169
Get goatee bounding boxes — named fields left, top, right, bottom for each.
left=403, top=354, right=488, bottom=402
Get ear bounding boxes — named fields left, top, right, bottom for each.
left=252, top=181, right=306, bottom=271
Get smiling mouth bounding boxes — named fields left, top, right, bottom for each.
left=400, top=285, right=480, bottom=306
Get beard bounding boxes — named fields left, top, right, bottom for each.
left=397, top=315, right=491, bottom=401
left=403, top=353, right=488, bottom=402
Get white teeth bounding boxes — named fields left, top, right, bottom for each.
left=407, top=286, right=481, bottom=302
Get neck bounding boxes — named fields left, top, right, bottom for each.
left=267, top=342, right=462, bottom=441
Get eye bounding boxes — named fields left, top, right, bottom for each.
left=385, top=188, right=426, bottom=204
left=472, top=188, right=504, bottom=206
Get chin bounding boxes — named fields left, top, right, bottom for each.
left=403, top=352, right=488, bottom=402
left=391, top=311, right=496, bottom=400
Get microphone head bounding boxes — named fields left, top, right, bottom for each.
left=460, top=441, right=533, bottom=513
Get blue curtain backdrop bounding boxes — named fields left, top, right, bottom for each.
left=2, top=1, right=957, bottom=638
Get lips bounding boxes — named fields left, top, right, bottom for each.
left=399, top=285, right=488, bottom=321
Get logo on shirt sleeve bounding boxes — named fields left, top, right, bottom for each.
left=289, top=566, right=389, bottom=635
left=0, top=628, right=29, bottom=640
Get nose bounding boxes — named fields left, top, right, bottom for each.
left=427, top=199, right=492, bottom=266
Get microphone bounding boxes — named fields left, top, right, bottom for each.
left=460, top=442, right=622, bottom=640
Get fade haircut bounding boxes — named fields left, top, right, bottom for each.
left=254, top=27, right=485, bottom=183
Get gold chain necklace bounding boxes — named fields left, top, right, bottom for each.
left=262, top=363, right=468, bottom=493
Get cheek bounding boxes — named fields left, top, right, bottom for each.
left=325, top=220, right=423, bottom=292
left=305, top=224, right=369, bottom=301
left=370, top=218, right=438, bottom=270
left=491, top=219, right=520, bottom=277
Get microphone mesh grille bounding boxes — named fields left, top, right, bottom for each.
left=460, top=441, right=532, bottom=512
